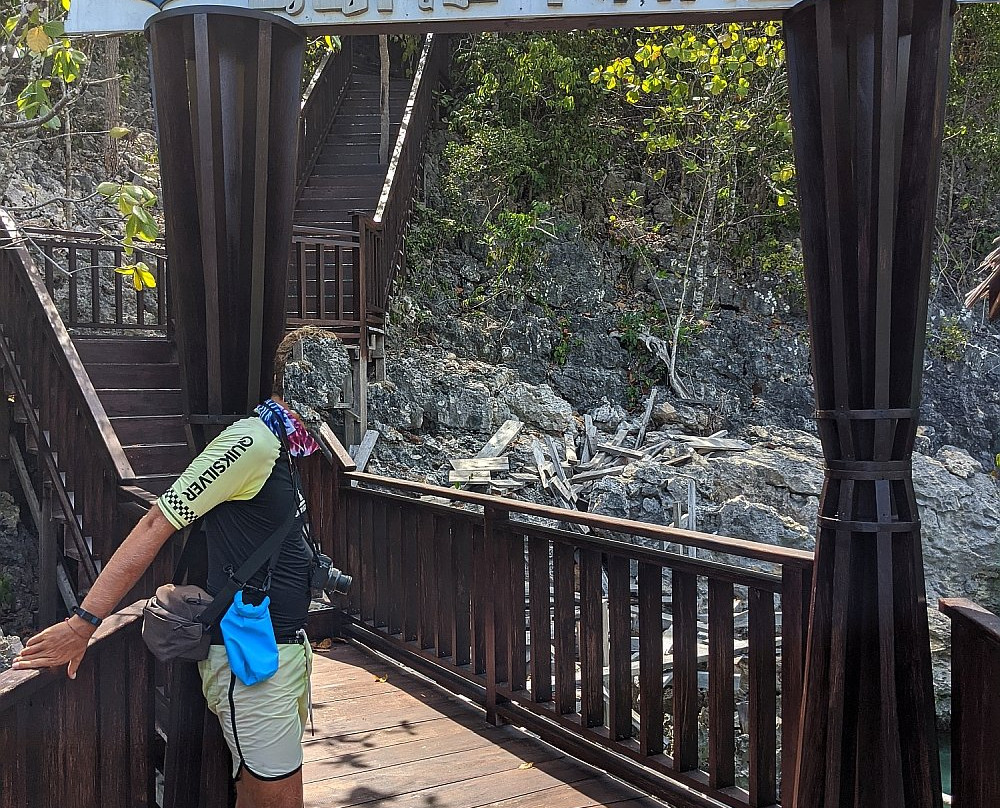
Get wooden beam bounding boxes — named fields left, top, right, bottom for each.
left=476, top=419, right=523, bottom=459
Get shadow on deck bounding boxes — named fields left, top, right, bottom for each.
left=305, top=642, right=665, bottom=808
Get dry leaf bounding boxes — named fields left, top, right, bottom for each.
left=25, top=26, right=52, bottom=54
left=311, top=638, right=333, bottom=651
left=518, top=762, right=534, bottom=770
left=374, top=674, right=388, bottom=683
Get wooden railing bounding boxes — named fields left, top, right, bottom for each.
left=297, top=38, right=355, bottom=193
left=6, top=429, right=998, bottom=808
left=300, top=438, right=814, bottom=808
left=359, top=33, right=449, bottom=319
left=940, top=598, right=1000, bottom=808
left=287, top=225, right=362, bottom=330
left=0, top=605, right=156, bottom=808
left=21, top=226, right=169, bottom=332
left=0, top=210, right=138, bottom=586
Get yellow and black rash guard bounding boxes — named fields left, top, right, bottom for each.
left=157, top=417, right=312, bottom=638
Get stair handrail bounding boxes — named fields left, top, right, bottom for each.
left=297, top=37, right=355, bottom=196
left=0, top=209, right=135, bottom=482
left=364, top=33, right=449, bottom=314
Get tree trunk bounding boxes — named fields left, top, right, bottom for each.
left=103, top=36, right=121, bottom=176
left=379, top=35, right=390, bottom=165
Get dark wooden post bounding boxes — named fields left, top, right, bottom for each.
left=37, top=482, right=57, bottom=628
left=784, top=1, right=954, bottom=806
left=146, top=7, right=305, bottom=450
left=0, top=368, right=10, bottom=493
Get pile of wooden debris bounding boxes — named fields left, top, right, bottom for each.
left=444, top=391, right=752, bottom=518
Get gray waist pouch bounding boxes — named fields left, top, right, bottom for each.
left=141, top=584, right=214, bottom=663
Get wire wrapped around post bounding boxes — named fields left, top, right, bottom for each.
left=783, top=0, right=954, bottom=806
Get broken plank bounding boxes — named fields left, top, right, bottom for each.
left=544, top=435, right=571, bottom=486
left=634, top=387, right=658, bottom=449
left=419, top=495, right=456, bottom=506
left=449, top=457, right=510, bottom=472
left=550, top=477, right=577, bottom=505
left=571, top=463, right=629, bottom=484
left=669, top=436, right=751, bottom=452
left=564, top=431, right=579, bottom=464
left=596, top=443, right=646, bottom=461
left=351, top=430, right=381, bottom=473
left=582, top=414, right=597, bottom=463
left=531, top=440, right=553, bottom=490
left=488, top=479, right=527, bottom=491
left=476, top=419, right=523, bottom=458
left=449, top=470, right=493, bottom=484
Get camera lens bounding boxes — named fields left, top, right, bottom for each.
left=327, top=567, right=352, bottom=596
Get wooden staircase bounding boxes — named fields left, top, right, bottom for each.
left=59, top=59, right=416, bottom=491
left=73, top=337, right=187, bottom=496
left=294, top=70, right=411, bottom=229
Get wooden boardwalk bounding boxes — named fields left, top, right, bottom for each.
left=304, top=642, right=670, bottom=808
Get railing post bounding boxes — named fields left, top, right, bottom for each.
left=781, top=564, right=812, bottom=803
left=940, top=598, right=1000, bottom=808
left=37, top=481, right=57, bottom=628
left=482, top=505, right=500, bottom=725
left=0, top=367, right=10, bottom=493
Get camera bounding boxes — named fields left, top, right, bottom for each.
left=311, top=552, right=352, bottom=596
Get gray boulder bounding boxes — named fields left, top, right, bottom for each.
left=499, top=382, right=575, bottom=435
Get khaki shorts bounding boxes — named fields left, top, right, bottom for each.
left=199, top=638, right=313, bottom=780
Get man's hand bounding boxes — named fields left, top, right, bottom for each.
left=12, top=617, right=95, bottom=679
left=10, top=503, right=178, bottom=680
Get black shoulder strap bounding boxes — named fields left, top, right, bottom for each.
left=197, top=504, right=297, bottom=628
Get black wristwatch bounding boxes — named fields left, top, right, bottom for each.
left=71, top=606, right=103, bottom=628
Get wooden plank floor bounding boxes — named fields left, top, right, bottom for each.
left=304, top=642, right=670, bottom=808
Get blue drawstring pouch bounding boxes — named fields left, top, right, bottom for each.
left=219, top=591, right=279, bottom=686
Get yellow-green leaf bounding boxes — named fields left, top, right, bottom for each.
left=136, top=263, right=157, bottom=289
left=25, top=26, right=52, bottom=54
left=518, top=762, right=535, bottom=770
left=110, top=126, right=131, bottom=140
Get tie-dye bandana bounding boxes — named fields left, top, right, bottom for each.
left=255, top=399, right=321, bottom=457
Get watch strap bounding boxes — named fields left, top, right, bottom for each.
left=71, top=606, right=103, bottom=628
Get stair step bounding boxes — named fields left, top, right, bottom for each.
left=296, top=197, right=373, bottom=209
left=313, top=146, right=383, bottom=160
left=97, top=388, right=183, bottom=417
left=328, top=122, right=402, bottom=137
left=111, top=415, right=188, bottom=445
left=131, top=475, right=176, bottom=497
left=124, top=443, right=192, bottom=476
left=307, top=164, right=387, bottom=178
left=74, top=337, right=174, bottom=365
left=86, top=362, right=181, bottom=389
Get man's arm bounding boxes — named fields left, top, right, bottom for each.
left=12, top=503, right=177, bottom=678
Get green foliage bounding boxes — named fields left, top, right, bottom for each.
left=592, top=24, right=794, bottom=222
left=483, top=202, right=555, bottom=281
left=441, top=31, right=630, bottom=218
left=928, top=315, right=969, bottom=363
left=552, top=315, right=582, bottom=366
left=3, top=2, right=87, bottom=131
left=302, top=35, right=341, bottom=90
left=97, top=182, right=159, bottom=247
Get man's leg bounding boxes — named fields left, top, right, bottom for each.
left=236, top=768, right=303, bottom=808
left=199, top=642, right=312, bottom=806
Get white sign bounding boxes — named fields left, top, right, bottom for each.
left=67, top=0, right=797, bottom=35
